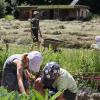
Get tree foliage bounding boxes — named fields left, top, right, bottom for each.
left=2, top=0, right=100, bottom=15
left=5, top=0, right=17, bottom=14
left=0, top=0, right=6, bottom=18
left=28, top=0, right=100, bottom=14
left=78, top=0, right=100, bottom=14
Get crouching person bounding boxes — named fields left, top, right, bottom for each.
left=34, top=62, right=77, bottom=100
left=91, top=35, right=100, bottom=50
left=2, top=51, right=42, bottom=94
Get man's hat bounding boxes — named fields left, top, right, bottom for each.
left=33, top=11, right=39, bottom=15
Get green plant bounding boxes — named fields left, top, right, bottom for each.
left=92, top=50, right=100, bottom=72
left=0, top=87, right=63, bottom=100
left=0, top=51, right=8, bottom=71
left=4, top=15, right=14, bottom=21
left=92, top=14, right=100, bottom=20
left=0, top=0, right=6, bottom=18
left=6, top=0, right=17, bottom=14
left=1, top=44, right=100, bottom=74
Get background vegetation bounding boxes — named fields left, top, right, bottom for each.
left=0, top=86, right=62, bottom=100
left=0, top=44, right=100, bottom=73
left=0, top=0, right=6, bottom=18
left=0, top=0, right=100, bottom=18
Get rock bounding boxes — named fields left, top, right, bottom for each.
left=91, top=93, right=100, bottom=100
left=77, top=91, right=91, bottom=100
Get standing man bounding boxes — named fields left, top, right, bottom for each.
left=30, top=11, right=42, bottom=42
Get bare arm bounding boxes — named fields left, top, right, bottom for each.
left=17, top=68, right=26, bottom=94
left=25, top=69, right=35, bottom=81
left=13, top=60, right=26, bottom=94
left=34, top=78, right=45, bottom=96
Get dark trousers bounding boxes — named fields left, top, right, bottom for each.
left=63, top=89, right=76, bottom=100
left=49, top=88, right=76, bottom=100
left=31, top=28, right=38, bottom=42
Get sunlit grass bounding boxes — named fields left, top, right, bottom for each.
left=0, top=44, right=100, bottom=73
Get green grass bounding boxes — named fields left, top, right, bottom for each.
left=0, top=87, right=62, bottom=100
left=0, top=44, right=100, bottom=73
left=0, top=51, right=8, bottom=71
left=42, top=49, right=100, bottom=73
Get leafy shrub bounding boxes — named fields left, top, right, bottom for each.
left=92, top=14, right=100, bottom=20
left=84, top=11, right=92, bottom=21
left=4, top=15, right=14, bottom=21
left=0, top=0, right=6, bottom=18
left=6, top=0, right=17, bottom=15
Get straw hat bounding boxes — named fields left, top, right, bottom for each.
left=33, top=11, right=39, bottom=15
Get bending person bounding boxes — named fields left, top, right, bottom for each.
left=35, top=62, right=77, bottom=100
left=2, top=51, right=42, bottom=94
